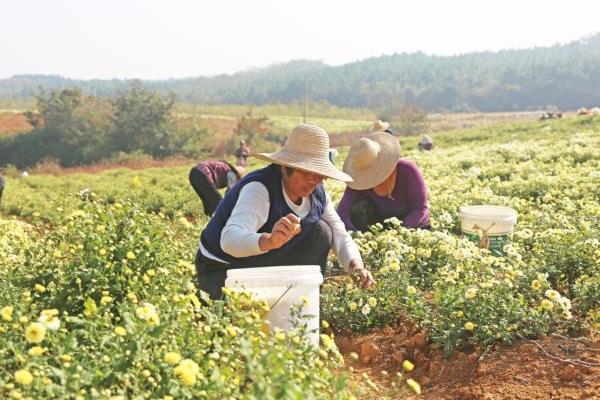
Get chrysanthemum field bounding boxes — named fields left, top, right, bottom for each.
left=1, top=116, right=599, bottom=399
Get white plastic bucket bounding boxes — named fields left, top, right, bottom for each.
left=459, top=205, right=518, bottom=255
left=225, top=265, right=323, bottom=346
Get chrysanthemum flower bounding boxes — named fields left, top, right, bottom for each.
left=25, top=322, right=46, bottom=343
left=15, top=369, right=33, bottom=385
left=165, top=352, right=182, bottom=365
left=464, top=322, right=476, bottom=331
left=1, top=306, right=13, bottom=321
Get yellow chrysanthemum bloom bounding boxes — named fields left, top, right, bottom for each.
left=406, top=378, right=421, bottom=394
left=174, top=359, right=200, bottom=386
left=34, top=284, right=46, bottom=293
left=402, top=359, right=415, bottom=372
left=25, top=323, right=46, bottom=343
left=541, top=299, right=554, bottom=311
left=348, top=302, right=358, bottom=311
left=28, top=346, right=45, bottom=357
left=15, top=369, right=33, bottom=385
left=177, top=370, right=196, bottom=386
left=465, top=288, right=478, bottom=300
left=1, top=306, right=13, bottom=321
left=299, top=295, right=310, bottom=306
left=147, top=314, right=160, bottom=326
left=530, top=280, right=542, bottom=291
left=464, top=322, right=476, bottom=331
left=165, top=352, right=182, bottom=365
left=114, top=326, right=127, bottom=336
left=321, top=320, right=330, bottom=329
left=320, top=334, right=335, bottom=350
left=407, top=286, right=417, bottom=295
left=367, top=297, right=377, bottom=307
left=126, top=251, right=136, bottom=260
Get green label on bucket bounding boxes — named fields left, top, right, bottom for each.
left=463, top=231, right=510, bottom=256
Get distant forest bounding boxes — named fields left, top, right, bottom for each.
left=2, top=34, right=600, bottom=112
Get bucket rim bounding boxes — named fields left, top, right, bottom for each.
left=225, top=265, right=323, bottom=287
left=459, top=205, right=517, bottom=224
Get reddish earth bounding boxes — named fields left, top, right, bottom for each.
left=0, top=113, right=32, bottom=135
left=335, top=322, right=599, bottom=399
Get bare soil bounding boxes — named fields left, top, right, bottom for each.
left=336, top=322, right=599, bottom=399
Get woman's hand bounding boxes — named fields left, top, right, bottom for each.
left=348, top=259, right=376, bottom=289
left=259, top=213, right=301, bottom=251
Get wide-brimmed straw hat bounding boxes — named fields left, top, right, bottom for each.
left=373, top=120, right=391, bottom=132
left=343, top=131, right=401, bottom=190
left=252, top=124, right=353, bottom=182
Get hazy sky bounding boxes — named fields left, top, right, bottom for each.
left=1, top=0, right=598, bottom=80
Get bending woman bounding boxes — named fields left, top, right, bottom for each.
left=337, top=131, right=430, bottom=232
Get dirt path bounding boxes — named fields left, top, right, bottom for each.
left=336, top=323, right=599, bottom=399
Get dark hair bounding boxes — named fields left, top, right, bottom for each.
left=283, top=166, right=296, bottom=176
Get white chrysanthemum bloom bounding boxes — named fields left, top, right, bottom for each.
left=38, top=314, right=60, bottom=331
left=468, top=166, right=482, bottom=177
left=557, top=296, right=571, bottom=311
left=545, top=289, right=560, bottom=302
left=361, top=304, right=371, bottom=316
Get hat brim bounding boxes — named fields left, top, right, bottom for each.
left=343, top=131, right=401, bottom=190
left=252, top=149, right=353, bottom=182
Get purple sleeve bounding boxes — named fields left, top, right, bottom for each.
left=336, top=187, right=360, bottom=231
left=402, top=162, right=430, bottom=228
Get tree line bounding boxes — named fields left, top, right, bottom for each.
left=1, top=34, right=600, bottom=111
left=0, top=82, right=194, bottom=168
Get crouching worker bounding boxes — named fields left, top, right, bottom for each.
left=337, top=131, right=430, bottom=232
left=189, top=160, right=244, bottom=216
left=195, top=124, right=375, bottom=300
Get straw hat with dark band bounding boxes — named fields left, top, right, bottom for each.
left=252, top=124, right=353, bottom=182
left=373, top=120, right=391, bottom=131
left=343, top=131, right=401, bottom=190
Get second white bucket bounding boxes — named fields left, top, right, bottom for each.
left=225, top=265, right=323, bottom=346
left=459, top=205, right=518, bottom=255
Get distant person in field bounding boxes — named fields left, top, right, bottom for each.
left=373, top=120, right=394, bottom=135
left=195, top=124, right=375, bottom=300
left=0, top=175, right=5, bottom=206
left=337, top=131, right=430, bottom=232
left=418, top=135, right=434, bottom=151
left=189, top=160, right=244, bottom=216
left=235, top=140, right=250, bottom=167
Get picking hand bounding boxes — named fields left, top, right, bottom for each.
left=259, top=213, right=301, bottom=251
left=349, top=259, right=376, bottom=289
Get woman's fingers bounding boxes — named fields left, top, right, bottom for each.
left=283, top=214, right=302, bottom=235
left=276, top=215, right=301, bottom=236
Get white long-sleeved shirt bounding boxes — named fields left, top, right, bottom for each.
left=200, top=181, right=362, bottom=270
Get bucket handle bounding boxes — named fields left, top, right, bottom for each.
left=268, top=284, right=294, bottom=310
left=472, top=223, right=496, bottom=249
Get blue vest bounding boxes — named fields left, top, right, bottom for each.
left=200, top=164, right=327, bottom=268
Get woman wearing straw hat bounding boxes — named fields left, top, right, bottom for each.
left=196, top=124, right=375, bottom=300
left=189, top=160, right=244, bottom=216
left=337, top=131, right=430, bottom=232
left=373, top=120, right=394, bottom=135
